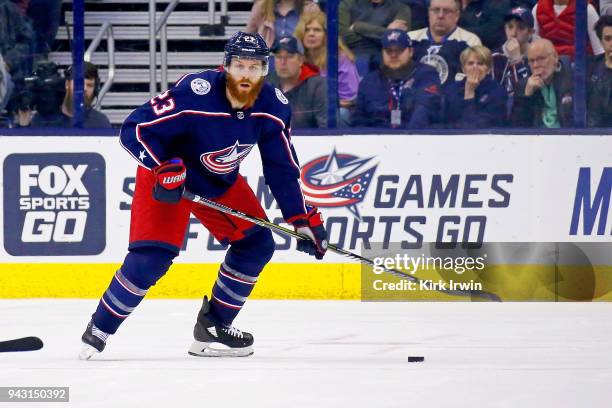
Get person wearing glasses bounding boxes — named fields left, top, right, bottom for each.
left=409, top=0, right=482, bottom=87
left=511, top=38, right=574, bottom=127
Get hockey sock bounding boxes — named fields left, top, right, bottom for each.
left=92, top=246, right=176, bottom=334
left=210, top=228, right=275, bottom=325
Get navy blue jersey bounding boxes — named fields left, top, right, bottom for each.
left=443, top=76, right=508, bottom=128
left=491, top=49, right=530, bottom=96
left=120, top=69, right=307, bottom=221
left=409, top=27, right=481, bottom=86
left=353, top=62, right=442, bottom=128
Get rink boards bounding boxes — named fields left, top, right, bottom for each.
left=0, top=134, right=610, bottom=300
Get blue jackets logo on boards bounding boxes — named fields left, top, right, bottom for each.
left=300, top=149, right=378, bottom=220
left=3, top=153, right=106, bottom=256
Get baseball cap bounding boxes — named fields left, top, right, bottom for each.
left=504, top=7, right=534, bottom=28
left=381, top=29, right=413, bottom=49
left=271, top=36, right=305, bottom=55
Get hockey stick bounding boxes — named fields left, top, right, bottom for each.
left=0, top=336, right=43, bottom=352
left=183, top=191, right=501, bottom=302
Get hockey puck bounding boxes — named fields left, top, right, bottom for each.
left=407, top=356, right=424, bottom=362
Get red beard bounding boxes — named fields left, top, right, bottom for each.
left=226, top=73, right=264, bottom=108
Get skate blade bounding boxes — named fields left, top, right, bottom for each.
left=78, top=344, right=100, bottom=360
left=188, top=341, right=253, bottom=357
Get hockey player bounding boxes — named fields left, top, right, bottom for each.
left=79, top=32, right=328, bottom=359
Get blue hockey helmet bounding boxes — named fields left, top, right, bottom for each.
left=223, top=32, right=270, bottom=76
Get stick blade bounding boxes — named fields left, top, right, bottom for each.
left=0, top=336, right=44, bottom=352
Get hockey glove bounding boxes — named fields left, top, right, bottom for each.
left=288, top=207, right=328, bottom=260
left=152, top=158, right=186, bottom=203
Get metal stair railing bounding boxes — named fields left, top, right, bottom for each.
left=200, top=0, right=229, bottom=36
left=150, top=0, right=180, bottom=96
left=84, top=22, right=115, bottom=110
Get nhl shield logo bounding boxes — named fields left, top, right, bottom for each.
left=300, top=149, right=377, bottom=220
left=191, top=78, right=211, bottom=95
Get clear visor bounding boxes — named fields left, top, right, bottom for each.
left=225, top=55, right=269, bottom=77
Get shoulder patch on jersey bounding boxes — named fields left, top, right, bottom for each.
left=275, top=88, right=289, bottom=105
left=191, top=78, right=211, bottom=95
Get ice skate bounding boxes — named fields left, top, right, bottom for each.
left=79, top=320, right=109, bottom=360
left=188, top=296, right=254, bottom=357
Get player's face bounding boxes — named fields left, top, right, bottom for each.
left=429, top=0, right=460, bottom=37
left=602, top=26, right=612, bottom=61
left=227, top=58, right=266, bottom=80
left=274, top=50, right=304, bottom=80
left=505, top=20, right=532, bottom=46
left=303, top=20, right=325, bottom=50
left=382, top=46, right=413, bottom=70
left=462, top=53, right=489, bottom=80
left=226, top=58, right=265, bottom=106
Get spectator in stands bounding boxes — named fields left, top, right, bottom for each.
left=352, top=29, right=442, bottom=128
left=491, top=7, right=534, bottom=96
left=444, top=45, right=508, bottom=127
left=0, top=54, right=12, bottom=110
left=246, top=0, right=320, bottom=47
left=0, top=53, right=13, bottom=126
left=1, top=0, right=34, bottom=113
left=602, top=0, right=612, bottom=15
left=339, top=0, right=412, bottom=75
left=401, top=0, right=429, bottom=30
left=294, top=10, right=360, bottom=124
left=410, top=0, right=481, bottom=87
left=26, top=0, right=62, bottom=58
left=532, top=0, right=604, bottom=57
left=459, top=0, right=512, bottom=50
left=31, top=62, right=112, bottom=128
left=268, top=35, right=327, bottom=128
left=587, top=15, right=612, bottom=126
left=511, top=38, right=574, bottom=127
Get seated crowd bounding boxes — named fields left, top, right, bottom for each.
left=1, top=0, right=611, bottom=129
left=251, top=0, right=611, bottom=129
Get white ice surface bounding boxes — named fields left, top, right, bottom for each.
left=1, top=300, right=612, bottom=407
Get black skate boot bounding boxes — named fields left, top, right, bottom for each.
left=188, top=296, right=254, bottom=357
left=79, top=320, right=109, bottom=360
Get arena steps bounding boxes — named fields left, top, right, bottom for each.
left=49, top=0, right=252, bottom=125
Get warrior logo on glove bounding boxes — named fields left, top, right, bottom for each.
left=153, top=158, right=187, bottom=203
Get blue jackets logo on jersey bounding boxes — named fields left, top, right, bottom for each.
left=200, top=141, right=254, bottom=174
left=300, top=149, right=378, bottom=220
